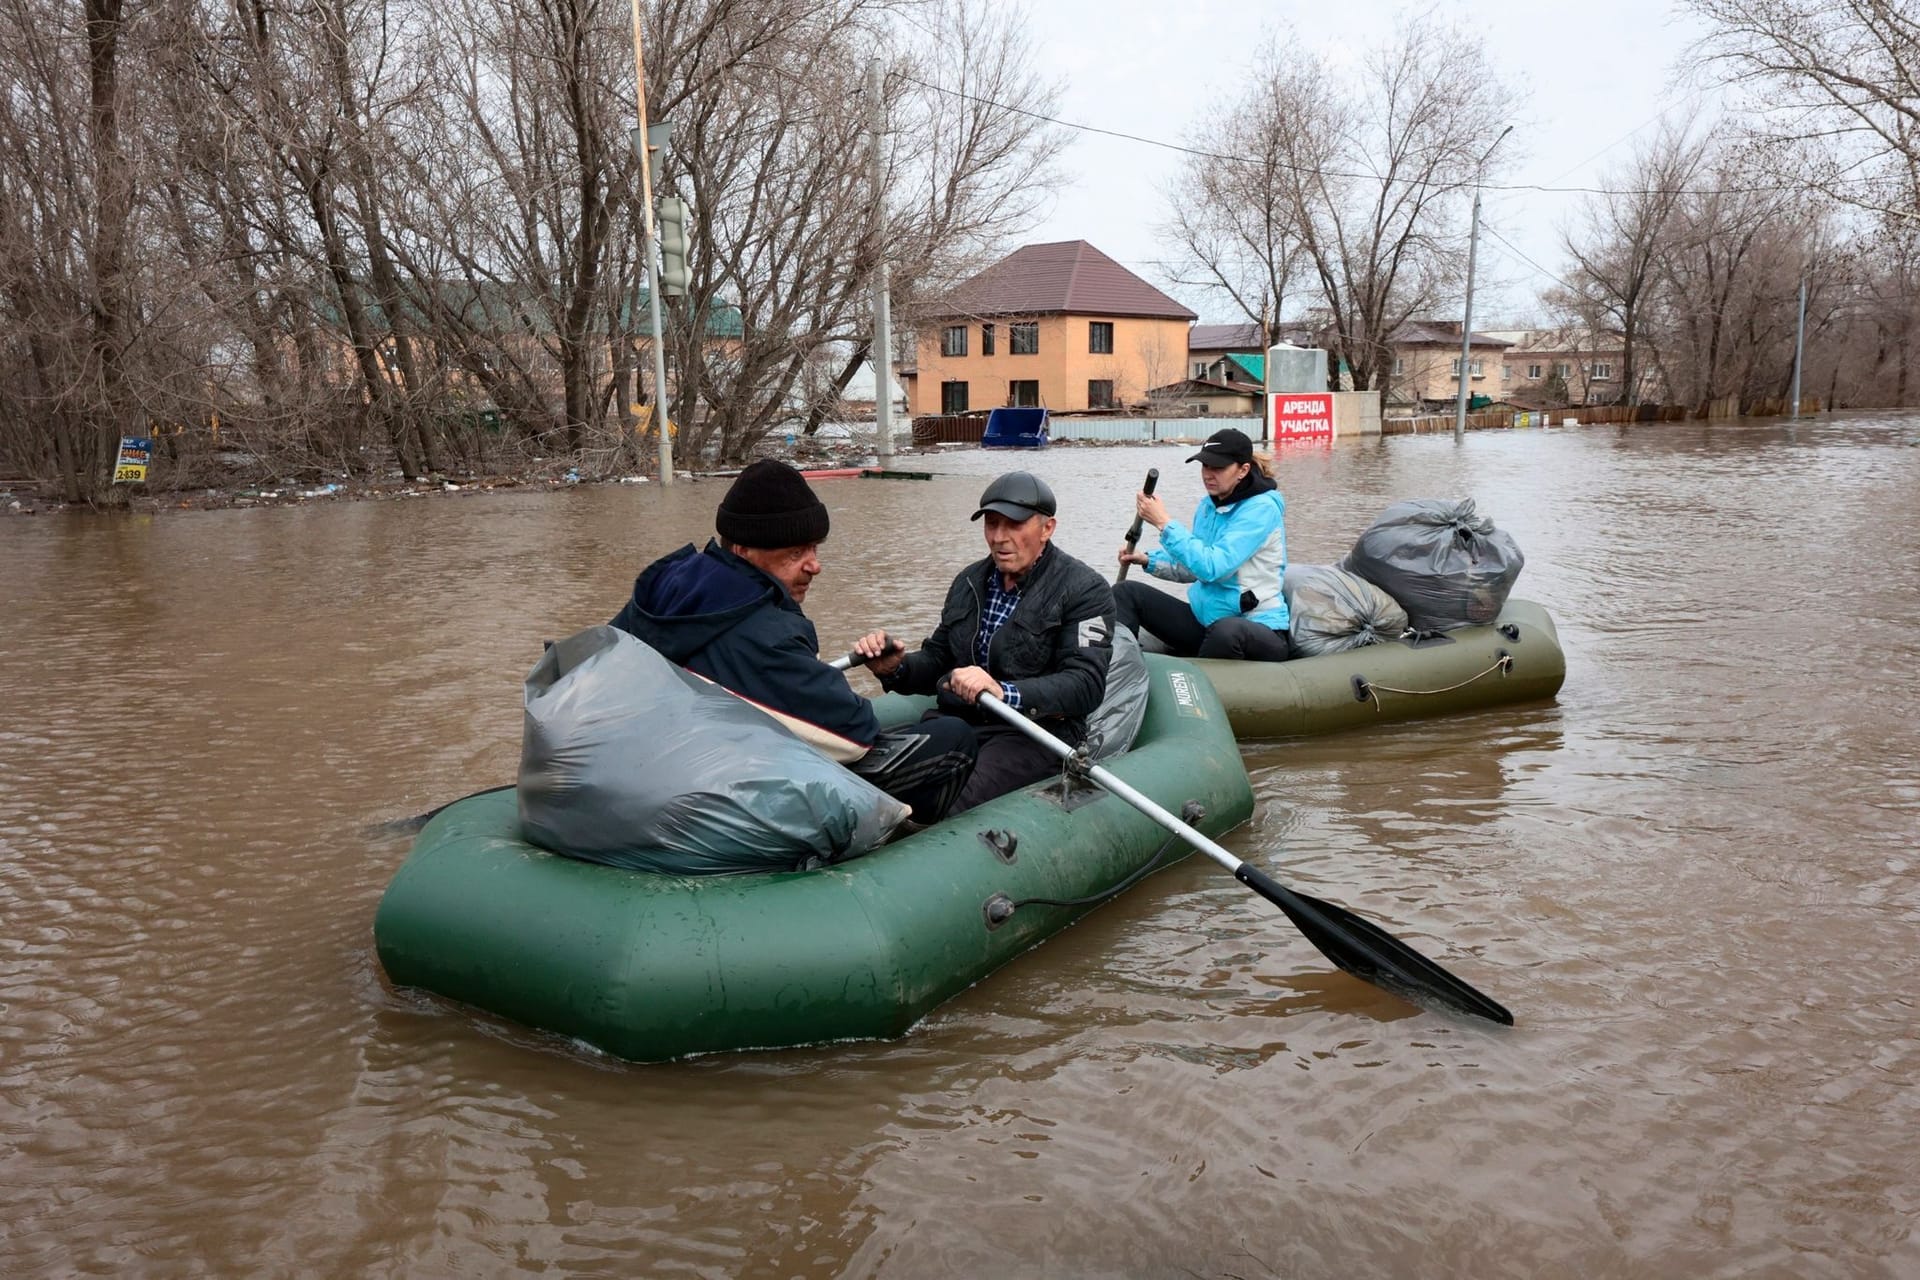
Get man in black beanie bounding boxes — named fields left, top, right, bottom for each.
left=613, top=460, right=976, bottom=824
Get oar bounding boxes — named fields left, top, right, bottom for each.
left=974, top=691, right=1515, bottom=1026
left=1115, top=467, right=1159, bottom=583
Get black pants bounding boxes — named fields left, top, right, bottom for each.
left=848, top=715, right=978, bottom=823
left=947, top=722, right=1063, bottom=815
left=1115, top=581, right=1293, bottom=662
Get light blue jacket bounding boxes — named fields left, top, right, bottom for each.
left=1145, top=490, right=1290, bottom=630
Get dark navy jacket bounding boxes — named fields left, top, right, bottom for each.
left=611, top=540, right=879, bottom=761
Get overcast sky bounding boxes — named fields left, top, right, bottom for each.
left=1006, top=0, right=1725, bottom=326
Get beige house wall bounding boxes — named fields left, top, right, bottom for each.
left=1391, top=342, right=1505, bottom=402
left=1502, top=347, right=1625, bottom=404
left=911, top=314, right=1190, bottom=414
left=1171, top=388, right=1261, bottom=416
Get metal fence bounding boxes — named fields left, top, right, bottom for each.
left=1046, top=416, right=1261, bottom=442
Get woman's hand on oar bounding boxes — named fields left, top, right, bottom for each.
left=1115, top=467, right=1159, bottom=583
left=973, top=690, right=1516, bottom=1027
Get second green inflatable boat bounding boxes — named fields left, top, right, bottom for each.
left=373, top=654, right=1253, bottom=1063
left=1195, top=598, right=1566, bottom=739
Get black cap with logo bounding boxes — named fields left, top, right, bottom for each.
left=1186, top=428, right=1254, bottom=467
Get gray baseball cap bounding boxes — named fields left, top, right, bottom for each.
left=970, top=471, right=1057, bottom=522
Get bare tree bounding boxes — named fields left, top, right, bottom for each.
left=1558, top=127, right=1705, bottom=405
left=1159, top=95, right=1308, bottom=345
left=1170, top=18, right=1517, bottom=393
left=1686, top=0, right=1920, bottom=222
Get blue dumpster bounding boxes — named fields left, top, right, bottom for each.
left=981, top=407, right=1049, bottom=449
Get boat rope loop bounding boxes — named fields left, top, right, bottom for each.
left=996, top=800, right=1206, bottom=919
left=1352, top=651, right=1513, bottom=711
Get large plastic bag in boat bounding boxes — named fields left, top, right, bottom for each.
left=1083, top=627, right=1149, bottom=760
left=518, top=626, right=907, bottom=874
left=1283, top=564, right=1409, bottom=656
left=1341, top=498, right=1524, bottom=633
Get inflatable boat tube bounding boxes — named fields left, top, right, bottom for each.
left=373, top=655, right=1253, bottom=1063
left=1193, top=598, right=1566, bottom=740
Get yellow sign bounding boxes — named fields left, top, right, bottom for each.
left=112, top=437, right=153, bottom=484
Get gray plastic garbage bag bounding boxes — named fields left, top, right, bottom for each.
left=1283, top=564, right=1409, bottom=656
left=1341, top=498, right=1524, bottom=633
left=517, top=626, right=907, bottom=874
left=1084, top=627, right=1149, bottom=760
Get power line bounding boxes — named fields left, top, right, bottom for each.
left=1481, top=224, right=1583, bottom=296
left=896, top=71, right=1890, bottom=201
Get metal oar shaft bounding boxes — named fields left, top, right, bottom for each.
left=981, top=695, right=1240, bottom=874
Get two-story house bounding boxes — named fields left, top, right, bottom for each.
left=1488, top=327, right=1656, bottom=406
left=1384, top=320, right=1515, bottom=409
left=908, top=241, right=1197, bottom=416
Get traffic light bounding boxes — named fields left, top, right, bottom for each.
left=656, top=196, right=689, bottom=298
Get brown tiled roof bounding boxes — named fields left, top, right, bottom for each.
left=1189, top=322, right=1266, bottom=352
left=935, top=241, right=1197, bottom=320
left=1392, top=320, right=1514, bottom=348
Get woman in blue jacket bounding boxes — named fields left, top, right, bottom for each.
left=1115, top=427, right=1293, bottom=662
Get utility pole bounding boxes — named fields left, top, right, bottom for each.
left=629, top=0, right=673, bottom=485
left=867, top=59, right=894, bottom=462
left=1455, top=124, right=1513, bottom=440
left=1789, top=269, right=1807, bottom=420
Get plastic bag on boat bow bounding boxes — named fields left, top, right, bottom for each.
left=1340, top=498, right=1524, bottom=633
left=517, top=626, right=907, bottom=874
left=1283, top=564, right=1409, bottom=656
left=1083, top=626, right=1149, bottom=760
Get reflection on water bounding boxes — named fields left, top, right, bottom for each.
left=4, top=413, right=1920, bottom=1276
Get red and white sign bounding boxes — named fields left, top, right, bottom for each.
left=1268, top=393, right=1336, bottom=443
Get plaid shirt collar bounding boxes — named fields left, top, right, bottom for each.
left=975, top=545, right=1048, bottom=667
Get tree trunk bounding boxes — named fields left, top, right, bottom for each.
left=84, top=0, right=130, bottom=504
left=802, top=342, right=869, bottom=435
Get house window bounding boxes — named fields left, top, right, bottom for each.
left=1450, top=358, right=1484, bottom=376
left=1554, top=362, right=1572, bottom=378
left=1527, top=363, right=1543, bottom=379
left=981, top=323, right=995, bottom=356
left=941, top=325, right=967, bottom=357
left=1009, top=322, right=1039, bottom=354
left=941, top=380, right=969, bottom=413
left=1592, top=362, right=1613, bottom=380
left=1189, top=403, right=1211, bottom=415
left=1393, top=357, right=1404, bottom=376
left=1089, top=321, right=1114, bottom=354
left=1192, top=361, right=1209, bottom=379
left=1087, top=379, right=1115, bottom=409
left=1007, top=379, right=1040, bottom=407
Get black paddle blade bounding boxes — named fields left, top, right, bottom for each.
left=1234, top=864, right=1515, bottom=1027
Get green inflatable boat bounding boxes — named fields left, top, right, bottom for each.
left=374, top=654, right=1253, bottom=1063
left=1195, top=598, right=1566, bottom=739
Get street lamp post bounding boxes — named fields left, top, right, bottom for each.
left=867, top=59, right=894, bottom=462
left=1455, top=124, right=1513, bottom=441
left=629, top=0, right=673, bottom=484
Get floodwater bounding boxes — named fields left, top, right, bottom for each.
left=3, top=414, right=1918, bottom=1278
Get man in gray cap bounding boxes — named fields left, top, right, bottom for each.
left=857, top=471, right=1114, bottom=813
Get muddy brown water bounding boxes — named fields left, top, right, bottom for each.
left=4, top=415, right=1918, bottom=1278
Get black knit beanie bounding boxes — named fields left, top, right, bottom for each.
left=715, top=460, right=830, bottom=549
